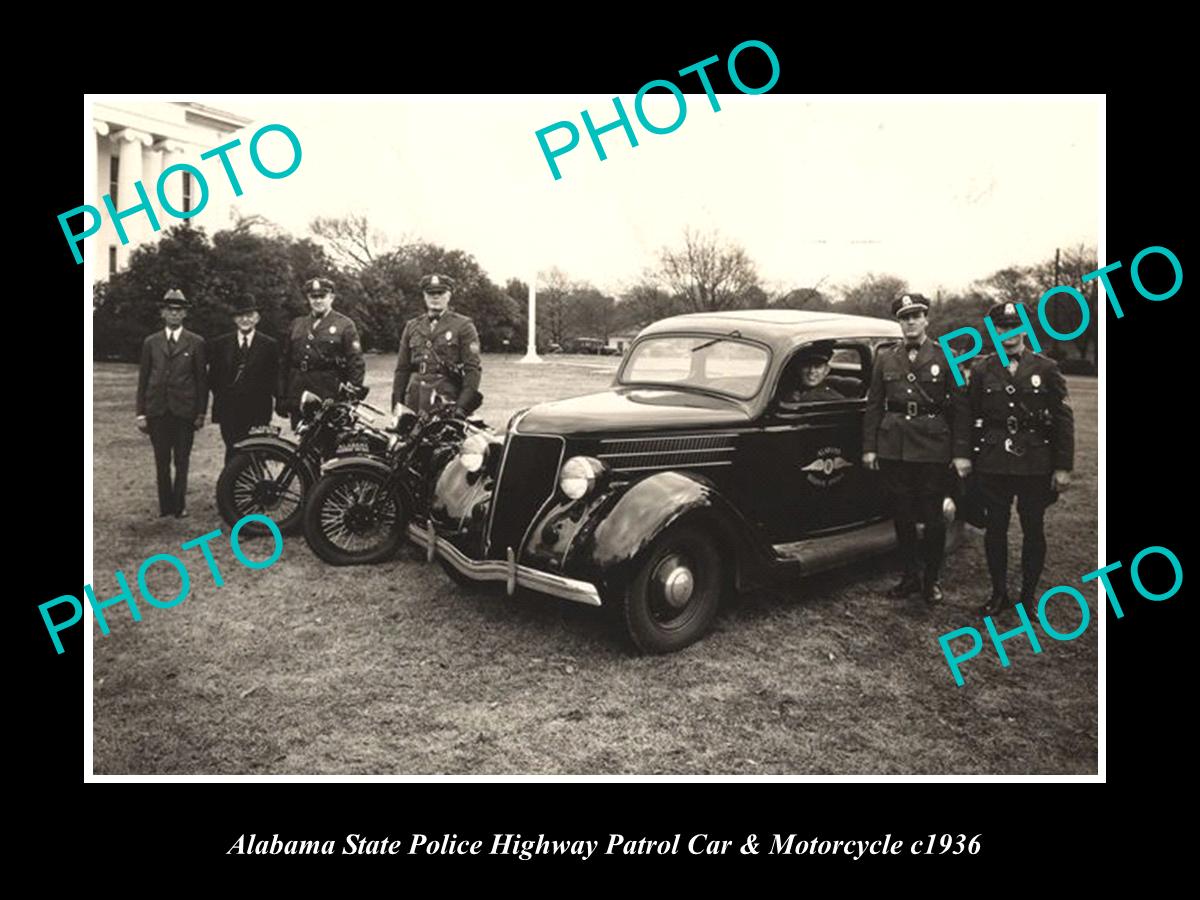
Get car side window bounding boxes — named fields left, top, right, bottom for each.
left=776, top=342, right=870, bottom=411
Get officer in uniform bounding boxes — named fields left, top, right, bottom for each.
left=278, top=277, right=366, bottom=427
left=780, top=342, right=846, bottom=405
left=863, top=293, right=972, bottom=605
left=969, top=302, right=1074, bottom=617
left=392, top=273, right=483, bottom=414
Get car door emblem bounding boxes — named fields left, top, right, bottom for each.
left=802, top=446, right=851, bottom=487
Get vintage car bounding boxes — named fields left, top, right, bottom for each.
left=409, top=309, right=956, bottom=653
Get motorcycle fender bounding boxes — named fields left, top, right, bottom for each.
left=231, top=435, right=317, bottom=484
left=547, top=471, right=757, bottom=596
left=319, top=455, right=414, bottom=510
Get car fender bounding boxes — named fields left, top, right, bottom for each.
left=548, top=471, right=762, bottom=596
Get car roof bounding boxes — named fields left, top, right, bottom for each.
left=636, top=309, right=901, bottom=349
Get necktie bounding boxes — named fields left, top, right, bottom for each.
left=168, top=332, right=177, bottom=348
left=235, top=336, right=248, bottom=381
left=1008, top=356, right=1020, bottom=376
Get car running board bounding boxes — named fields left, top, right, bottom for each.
left=772, top=520, right=897, bottom=575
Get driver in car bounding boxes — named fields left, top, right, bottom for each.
left=781, top=342, right=845, bottom=405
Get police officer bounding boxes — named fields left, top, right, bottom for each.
left=863, top=294, right=971, bottom=605
left=780, top=341, right=845, bottom=405
left=392, top=273, right=483, bottom=413
left=278, top=277, right=365, bottom=426
left=969, top=302, right=1074, bottom=617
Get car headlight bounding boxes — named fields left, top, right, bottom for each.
left=560, top=456, right=606, bottom=500
left=460, top=432, right=491, bottom=473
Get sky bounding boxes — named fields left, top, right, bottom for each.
left=168, top=95, right=1100, bottom=298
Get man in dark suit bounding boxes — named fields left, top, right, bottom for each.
left=136, top=288, right=208, bottom=518
left=209, top=297, right=280, bottom=462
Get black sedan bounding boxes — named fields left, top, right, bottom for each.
left=410, top=309, right=956, bottom=653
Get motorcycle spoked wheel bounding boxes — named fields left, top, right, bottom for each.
left=216, top=447, right=311, bottom=535
left=303, top=469, right=408, bottom=565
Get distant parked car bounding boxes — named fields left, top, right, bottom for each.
left=564, top=337, right=607, bottom=354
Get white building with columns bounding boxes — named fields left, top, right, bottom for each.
left=92, top=101, right=253, bottom=280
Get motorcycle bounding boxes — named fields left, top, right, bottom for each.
left=215, top=383, right=391, bottom=535
left=301, top=394, right=490, bottom=566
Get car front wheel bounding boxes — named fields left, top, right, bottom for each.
left=618, top=524, right=724, bottom=653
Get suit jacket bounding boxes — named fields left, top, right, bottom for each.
left=863, top=338, right=970, bottom=463
left=208, top=331, right=279, bottom=425
left=137, top=329, right=208, bottom=419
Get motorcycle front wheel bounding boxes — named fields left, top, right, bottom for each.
left=303, top=469, right=408, bottom=565
left=216, top=447, right=310, bottom=535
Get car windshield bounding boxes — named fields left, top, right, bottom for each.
left=619, top=336, right=770, bottom=399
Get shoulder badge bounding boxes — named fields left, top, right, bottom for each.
left=351, top=340, right=361, bottom=352
left=469, top=341, right=480, bottom=353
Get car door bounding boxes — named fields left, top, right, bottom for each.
left=752, top=341, right=889, bottom=543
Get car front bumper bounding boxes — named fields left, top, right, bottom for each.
left=406, top=522, right=603, bottom=608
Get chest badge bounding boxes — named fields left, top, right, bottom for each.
left=1031, top=374, right=1041, bottom=388
left=906, top=373, right=916, bottom=382
left=445, top=330, right=453, bottom=341
left=931, top=363, right=940, bottom=377
left=329, top=326, right=337, bottom=334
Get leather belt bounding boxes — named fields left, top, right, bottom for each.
left=886, top=400, right=942, bottom=417
left=298, top=361, right=334, bottom=373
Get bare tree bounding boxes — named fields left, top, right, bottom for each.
left=309, top=213, right=391, bottom=272
left=656, top=227, right=761, bottom=312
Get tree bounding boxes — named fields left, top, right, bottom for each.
left=772, top=286, right=834, bottom=310
left=569, top=285, right=618, bottom=340
left=309, top=213, right=391, bottom=272
left=656, top=227, right=761, bottom=312
left=838, top=273, right=908, bottom=318
left=537, top=267, right=572, bottom=346
left=616, top=281, right=679, bottom=331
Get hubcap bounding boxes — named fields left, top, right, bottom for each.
left=655, top=554, right=695, bottom=609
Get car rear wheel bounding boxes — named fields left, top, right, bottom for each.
left=619, top=524, right=724, bottom=653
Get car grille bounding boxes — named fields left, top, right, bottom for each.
left=486, top=434, right=565, bottom=558
left=596, top=433, right=738, bottom=473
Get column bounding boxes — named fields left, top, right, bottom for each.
left=154, top=139, right=187, bottom=215
left=93, top=122, right=111, bottom=278
left=110, top=128, right=154, bottom=266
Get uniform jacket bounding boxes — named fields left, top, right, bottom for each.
left=966, top=351, right=1074, bottom=475
left=278, top=309, right=365, bottom=410
left=137, top=328, right=208, bottom=419
left=863, top=338, right=970, bottom=463
left=208, top=330, right=279, bottom=425
left=392, top=310, right=482, bottom=412
left=780, top=383, right=847, bottom=406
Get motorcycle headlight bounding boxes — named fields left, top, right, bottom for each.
left=560, top=456, right=606, bottom=500
left=300, top=391, right=323, bottom=416
left=459, top=432, right=491, bottom=473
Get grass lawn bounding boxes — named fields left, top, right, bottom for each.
left=92, top=354, right=1098, bottom=774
